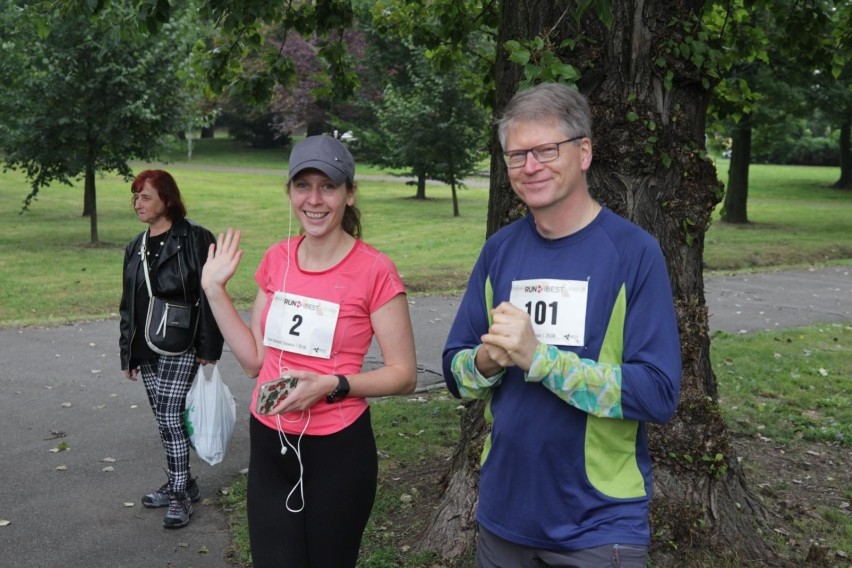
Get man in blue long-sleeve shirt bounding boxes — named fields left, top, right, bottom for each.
left=442, top=83, right=682, bottom=568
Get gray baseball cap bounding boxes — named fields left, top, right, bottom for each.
left=288, top=135, right=355, bottom=185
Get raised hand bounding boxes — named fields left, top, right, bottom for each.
left=201, top=228, right=244, bottom=294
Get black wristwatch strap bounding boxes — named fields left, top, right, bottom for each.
left=326, top=374, right=350, bottom=403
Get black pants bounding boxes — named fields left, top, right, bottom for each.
left=247, top=409, right=378, bottom=568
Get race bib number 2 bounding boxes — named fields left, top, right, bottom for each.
left=263, top=292, right=340, bottom=358
left=509, top=279, right=588, bottom=346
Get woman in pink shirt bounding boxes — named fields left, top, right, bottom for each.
left=201, top=135, right=417, bottom=567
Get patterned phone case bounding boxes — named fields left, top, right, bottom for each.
left=256, top=376, right=298, bottom=415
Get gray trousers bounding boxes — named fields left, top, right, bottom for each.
left=476, top=524, right=648, bottom=568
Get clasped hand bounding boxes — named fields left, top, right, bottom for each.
left=479, top=302, right=539, bottom=372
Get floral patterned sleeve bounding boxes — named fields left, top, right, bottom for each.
left=526, top=343, right=624, bottom=418
left=450, top=346, right=505, bottom=400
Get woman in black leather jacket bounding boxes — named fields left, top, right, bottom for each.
left=119, top=169, right=223, bottom=529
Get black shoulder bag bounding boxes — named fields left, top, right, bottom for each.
left=140, top=231, right=200, bottom=356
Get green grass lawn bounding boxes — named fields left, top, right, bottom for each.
left=707, top=161, right=852, bottom=270
left=712, top=324, right=852, bottom=445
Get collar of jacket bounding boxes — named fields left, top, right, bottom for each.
left=168, top=217, right=190, bottom=237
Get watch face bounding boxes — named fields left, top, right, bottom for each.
left=328, top=375, right=350, bottom=403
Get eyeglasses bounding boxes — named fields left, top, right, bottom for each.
left=502, top=136, right=585, bottom=169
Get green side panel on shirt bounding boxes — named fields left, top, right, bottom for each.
left=585, top=284, right=645, bottom=498
left=485, top=276, right=494, bottom=326
left=481, top=276, right=495, bottom=465
left=480, top=393, right=494, bottom=466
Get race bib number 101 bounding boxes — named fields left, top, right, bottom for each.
left=509, top=279, right=588, bottom=346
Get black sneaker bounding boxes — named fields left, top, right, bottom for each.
left=162, top=492, right=193, bottom=529
left=142, top=476, right=200, bottom=508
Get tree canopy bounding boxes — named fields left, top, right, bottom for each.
left=0, top=0, right=203, bottom=242
left=360, top=50, right=488, bottom=206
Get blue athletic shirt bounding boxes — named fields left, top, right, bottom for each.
left=442, top=208, right=681, bottom=550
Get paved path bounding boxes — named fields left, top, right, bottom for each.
left=0, top=266, right=849, bottom=568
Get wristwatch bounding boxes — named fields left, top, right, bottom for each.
left=326, top=374, right=350, bottom=403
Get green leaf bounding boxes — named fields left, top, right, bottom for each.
left=509, top=49, right=531, bottom=65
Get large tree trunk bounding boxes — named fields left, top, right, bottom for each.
left=418, top=1, right=778, bottom=564
left=833, top=113, right=851, bottom=190
left=416, top=399, right=486, bottom=558
left=722, top=117, right=753, bottom=223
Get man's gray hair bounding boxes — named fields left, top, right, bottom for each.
left=496, top=83, right=592, bottom=148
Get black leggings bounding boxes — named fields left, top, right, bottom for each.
left=247, top=409, right=378, bottom=568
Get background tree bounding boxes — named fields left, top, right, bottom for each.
left=713, top=0, right=851, bottom=223
left=268, top=31, right=330, bottom=140
left=219, top=26, right=371, bottom=146
left=808, top=63, right=852, bottom=190
left=0, top=1, right=202, bottom=243
left=365, top=56, right=488, bottom=207
left=192, top=0, right=359, bottom=118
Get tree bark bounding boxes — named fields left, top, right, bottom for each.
left=415, top=174, right=427, bottom=200
left=833, top=113, right=851, bottom=190
left=418, top=1, right=778, bottom=564
left=416, top=400, right=486, bottom=558
left=451, top=180, right=460, bottom=217
left=722, top=117, right=753, bottom=223
left=84, top=165, right=99, bottom=244
left=83, top=167, right=95, bottom=218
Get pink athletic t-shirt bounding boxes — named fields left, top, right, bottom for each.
left=252, top=236, right=406, bottom=435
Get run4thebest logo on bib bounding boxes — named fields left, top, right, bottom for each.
left=509, top=279, right=588, bottom=346
left=264, top=292, right=340, bottom=358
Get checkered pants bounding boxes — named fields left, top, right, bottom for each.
left=140, top=352, right=198, bottom=495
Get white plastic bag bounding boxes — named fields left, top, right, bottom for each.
left=184, top=364, right=236, bottom=466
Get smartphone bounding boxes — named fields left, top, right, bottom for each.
left=256, top=376, right=299, bottom=415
